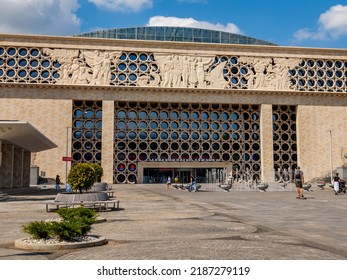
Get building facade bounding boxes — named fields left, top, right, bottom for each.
left=1, top=27, right=347, bottom=186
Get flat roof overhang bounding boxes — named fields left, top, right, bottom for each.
left=0, top=120, right=57, bottom=152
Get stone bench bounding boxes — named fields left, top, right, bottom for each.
left=45, top=200, right=120, bottom=212
left=171, top=184, right=201, bottom=191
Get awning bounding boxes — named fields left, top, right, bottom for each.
left=0, top=120, right=57, bottom=152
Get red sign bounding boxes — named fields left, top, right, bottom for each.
left=62, top=156, right=73, bottom=161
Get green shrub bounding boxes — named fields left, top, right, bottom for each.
left=22, top=221, right=52, bottom=240
left=57, top=207, right=97, bottom=224
left=49, top=220, right=92, bottom=241
left=68, top=163, right=97, bottom=193
left=22, top=208, right=98, bottom=241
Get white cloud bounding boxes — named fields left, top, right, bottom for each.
left=146, top=16, right=243, bottom=34
left=293, top=5, right=347, bottom=42
left=88, top=0, right=152, bottom=12
left=0, top=0, right=80, bottom=35
left=318, top=5, right=347, bottom=38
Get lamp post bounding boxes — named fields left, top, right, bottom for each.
left=329, top=129, right=333, bottom=184
left=65, top=127, right=71, bottom=187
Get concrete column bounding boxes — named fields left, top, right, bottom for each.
left=260, top=104, right=274, bottom=182
left=0, top=141, right=2, bottom=188
left=23, top=151, right=31, bottom=187
left=13, top=147, right=23, bottom=188
left=101, top=100, right=115, bottom=183
left=1, top=144, right=14, bottom=188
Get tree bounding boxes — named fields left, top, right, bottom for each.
left=90, top=163, right=104, bottom=182
left=68, top=163, right=97, bottom=193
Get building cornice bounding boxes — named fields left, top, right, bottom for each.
left=1, top=33, right=347, bottom=59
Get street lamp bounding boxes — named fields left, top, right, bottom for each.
left=329, top=129, right=333, bottom=184
left=65, top=126, right=72, bottom=187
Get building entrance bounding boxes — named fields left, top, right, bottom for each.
left=173, top=169, right=192, bottom=184
left=143, top=167, right=226, bottom=184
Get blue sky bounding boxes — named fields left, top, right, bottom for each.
left=0, top=0, right=347, bottom=49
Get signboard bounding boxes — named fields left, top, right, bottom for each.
left=62, top=156, right=73, bottom=161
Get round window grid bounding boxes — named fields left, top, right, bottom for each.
left=0, top=47, right=61, bottom=83
left=72, top=100, right=103, bottom=166
left=113, top=101, right=261, bottom=183
left=291, top=59, right=347, bottom=92
left=272, top=105, right=297, bottom=172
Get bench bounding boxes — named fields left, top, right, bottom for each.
left=45, top=200, right=120, bottom=212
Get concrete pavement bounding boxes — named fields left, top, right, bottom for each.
left=0, top=184, right=346, bottom=260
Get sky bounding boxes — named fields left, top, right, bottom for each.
left=0, top=0, right=347, bottom=49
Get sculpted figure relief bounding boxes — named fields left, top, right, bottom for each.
left=240, top=56, right=300, bottom=90
left=81, top=50, right=120, bottom=85
left=146, top=54, right=227, bottom=89
left=43, top=48, right=120, bottom=85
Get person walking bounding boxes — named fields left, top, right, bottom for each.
left=333, top=173, right=340, bottom=195
left=294, top=166, right=305, bottom=199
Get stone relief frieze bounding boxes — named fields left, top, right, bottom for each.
left=143, top=54, right=228, bottom=89
left=42, top=48, right=299, bottom=91
left=43, top=48, right=121, bottom=86
left=239, top=57, right=301, bottom=90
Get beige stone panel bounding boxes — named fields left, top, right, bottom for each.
left=297, top=105, right=347, bottom=180
left=260, top=104, right=274, bottom=182
left=101, top=100, right=114, bottom=183
left=0, top=98, right=72, bottom=183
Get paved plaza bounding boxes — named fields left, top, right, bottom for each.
left=0, top=184, right=346, bottom=260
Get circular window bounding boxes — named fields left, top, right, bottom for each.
left=139, top=131, right=147, bottom=140
left=150, top=142, right=158, bottom=150
left=117, top=164, right=126, bottom=172
left=160, top=132, right=168, bottom=140
left=139, top=142, right=147, bottom=150
left=116, top=174, right=126, bottom=183
left=139, top=153, right=147, bottom=161
left=84, top=142, right=93, bottom=150
left=73, top=152, right=82, bottom=161
left=117, top=131, right=126, bottom=140
left=128, top=164, right=137, bottom=172
left=85, top=131, right=93, bottom=139
left=117, top=142, right=126, bottom=150
left=117, top=153, right=126, bottom=160
left=171, top=143, right=179, bottom=150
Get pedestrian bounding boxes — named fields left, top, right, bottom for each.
left=55, top=175, right=61, bottom=192
left=333, top=173, right=340, bottom=195
left=189, top=176, right=197, bottom=192
left=166, top=176, right=172, bottom=190
left=65, top=183, right=72, bottom=193
left=294, top=166, right=305, bottom=199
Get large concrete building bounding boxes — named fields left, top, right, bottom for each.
left=1, top=27, right=347, bottom=187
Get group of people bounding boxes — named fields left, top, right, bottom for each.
left=294, top=167, right=346, bottom=199
left=166, top=167, right=346, bottom=197
left=166, top=176, right=197, bottom=192
left=55, top=175, right=71, bottom=192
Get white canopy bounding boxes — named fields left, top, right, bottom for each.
left=0, top=120, right=57, bottom=152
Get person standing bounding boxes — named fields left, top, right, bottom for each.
left=166, top=176, right=172, bottom=190
left=294, top=166, right=305, bottom=199
left=333, top=173, right=340, bottom=195
left=55, top=175, right=61, bottom=192
left=189, top=175, right=197, bottom=192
